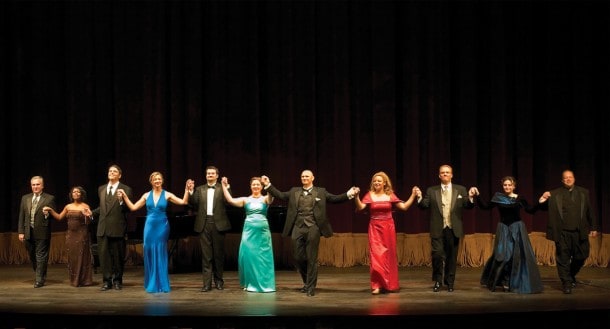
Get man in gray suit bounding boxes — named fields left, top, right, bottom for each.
left=18, top=176, right=56, bottom=288
left=92, top=164, right=132, bottom=291
left=416, top=164, right=475, bottom=293
left=187, top=165, right=232, bottom=292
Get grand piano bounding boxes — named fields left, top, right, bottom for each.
left=123, top=205, right=287, bottom=272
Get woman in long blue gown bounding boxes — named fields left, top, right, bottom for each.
left=119, top=172, right=189, bottom=293
left=221, top=176, right=276, bottom=292
left=472, top=176, right=543, bottom=294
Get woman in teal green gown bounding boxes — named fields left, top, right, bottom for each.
left=221, top=176, right=276, bottom=292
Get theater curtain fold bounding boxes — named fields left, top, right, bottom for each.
left=1, top=232, right=608, bottom=268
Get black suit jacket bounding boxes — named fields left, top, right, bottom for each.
left=18, top=192, right=56, bottom=240
left=266, top=185, right=350, bottom=238
left=189, top=182, right=232, bottom=232
left=92, top=183, right=133, bottom=238
left=541, top=185, right=598, bottom=242
left=417, top=184, right=474, bottom=239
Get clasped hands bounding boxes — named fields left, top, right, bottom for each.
left=116, top=189, right=125, bottom=199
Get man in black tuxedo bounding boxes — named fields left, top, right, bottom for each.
left=538, top=169, right=599, bottom=294
left=261, top=170, right=359, bottom=296
left=415, top=164, right=475, bottom=292
left=187, top=165, right=232, bottom=292
left=92, top=164, right=133, bottom=291
left=18, top=176, right=56, bottom=288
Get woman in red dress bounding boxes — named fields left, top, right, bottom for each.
left=354, top=171, right=417, bottom=294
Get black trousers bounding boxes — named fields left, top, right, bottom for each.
left=291, top=224, right=321, bottom=290
left=198, top=220, right=226, bottom=288
left=431, top=227, right=459, bottom=286
left=25, top=231, right=49, bottom=283
left=97, top=235, right=126, bottom=284
left=555, top=230, right=590, bottom=284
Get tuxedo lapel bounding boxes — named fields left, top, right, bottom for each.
left=28, top=194, right=34, bottom=214
left=555, top=196, right=564, bottom=221
left=436, top=188, right=443, bottom=214
left=293, top=190, right=301, bottom=209
left=201, top=186, right=208, bottom=214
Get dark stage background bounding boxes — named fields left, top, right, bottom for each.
left=2, top=1, right=609, bottom=236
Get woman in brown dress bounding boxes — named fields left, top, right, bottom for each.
left=44, top=186, right=94, bottom=287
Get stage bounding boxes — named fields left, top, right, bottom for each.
left=1, top=264, right=609, bottom=329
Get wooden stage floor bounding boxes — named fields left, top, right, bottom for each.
left=1, top=264, right=609, bottom=329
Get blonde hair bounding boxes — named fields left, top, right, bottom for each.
left=149, top=171, right=163, bottom=184
left=369, top=171, right=393, bottom=195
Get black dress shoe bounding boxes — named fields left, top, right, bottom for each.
left=34, top=281, right=44, bottom=288
left=563, top=284, right=572, bottom=294
left=113, top=282, right=122, bottom=290
left=433, top=282, right=441, bottom=292
left=306, top=288, right=315, bottom=296
left=200, top=286, right=211, bottom=292
left=571, top=281, right=577, bottom=288
left=100, top=283, right=111, bottom=291
left=215, top=282, right=224, bottom=290
left=448, top=285, right=454, bottom=292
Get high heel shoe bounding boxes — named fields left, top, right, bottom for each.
left=371, top=288, right=380, bottom=295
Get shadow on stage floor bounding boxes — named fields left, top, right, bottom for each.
left=1, top=264, right=609, bottom=329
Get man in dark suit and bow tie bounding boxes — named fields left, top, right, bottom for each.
left=415, top=164, right=475, bottom=293
left=92, top=164, right=133, bottom=291
left=538, top=169, right=599, bottom=294
left=187, top=165, right=232, bottom=292
left=18, top=176, right=56, bottom=288
left=261, top=170, right=359, bottom=296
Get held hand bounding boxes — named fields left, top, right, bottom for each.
left=261, top=175, right=270, bottom=187
left=42, top=206, right=51, bottom=216
left=82, top=208, right=92, bottom=217
left=221, top=177, right=229, bottom=186
left=414, top=186, right=422, bottom=198
left=538, top=191, right=551, bottom=203
left=185, top=179, right=195, bottom=191
left=116, top=188, right=125, bottom=199
left=347, top=186, right=360, bottom=197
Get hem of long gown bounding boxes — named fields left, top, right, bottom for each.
left=243, top=286, right=276, bottom=293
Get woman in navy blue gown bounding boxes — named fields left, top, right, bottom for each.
left=119, top=172, right=189, bottom=293
left=472, top=176, right=543, bottom=294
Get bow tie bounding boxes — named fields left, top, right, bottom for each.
left=303, top=188, right=312, bottom=194
left=208, top=185, right=215, bottom=189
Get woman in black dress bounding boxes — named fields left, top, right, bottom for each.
left=472, top=176, right=543, bottom=294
